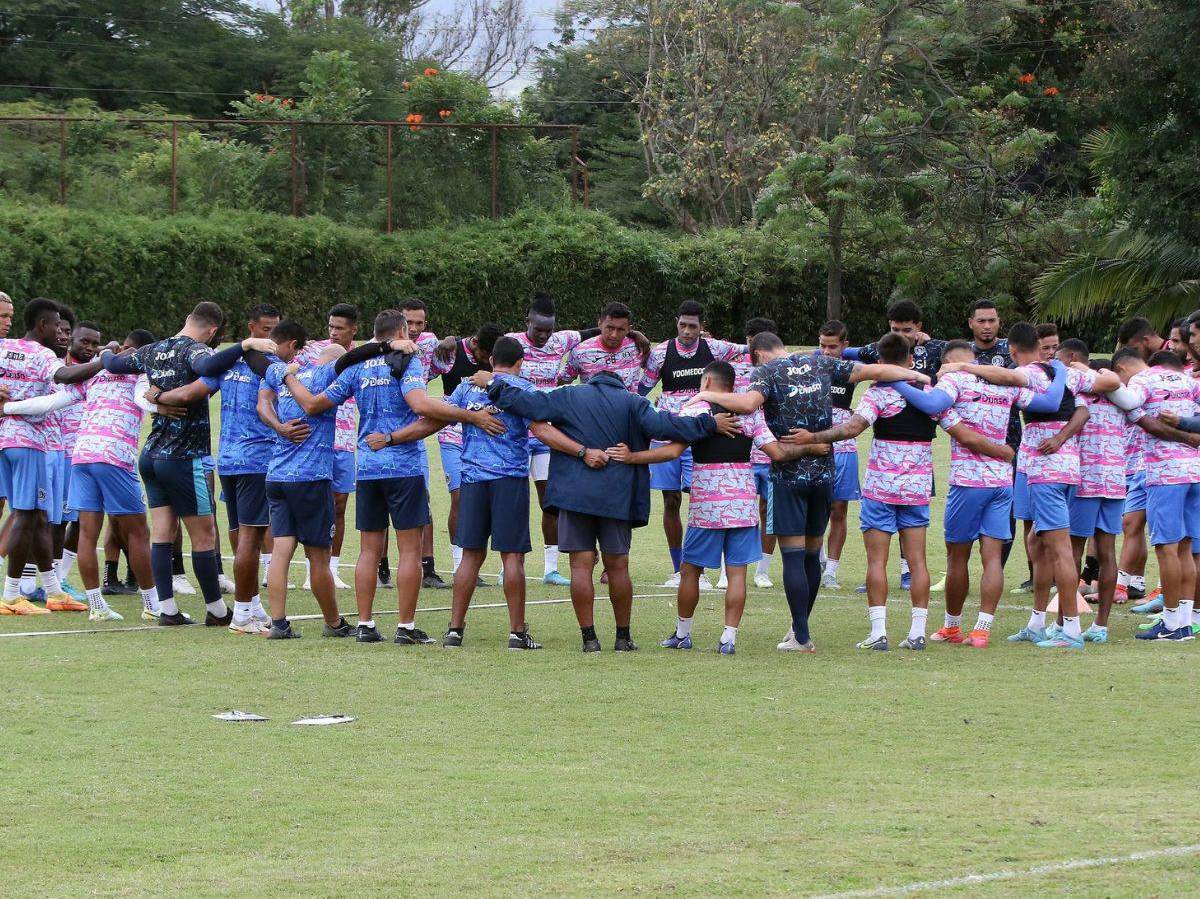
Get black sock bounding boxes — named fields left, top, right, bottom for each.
left=616, top=626, right=631, bottom=640
left=781, top=548, right=811, bottom=644
left=104, top=560, right=118, bottom=584
left=151, top=543, right=174, bottom=599
left=272, top=617, right=289, bottom=630
left=172, top=545, right=185, bottom=576
left=421, top=556, right=435, bottom=577
left=581, top=625, right=597, bottom=642
left=216, top=552, right=225, bottom=576
left=191, top=549, right=222, bottom=605
left=803, top=550, right=823, bottom=622
left=1081, top=554, right=1099, bottom=584
left=379, top=556, right=391, bottom=578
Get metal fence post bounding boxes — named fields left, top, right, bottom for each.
left=490, top=126, right=500, bottom=219
left=386, top=124, right=393, bottom=235
left=290, top=125, right=300, bottom=216
left=58, top=119, right=67, bottom=204
left=570, top=129, right=579, bottom=204
left=170, top=122, right=178, bottom=214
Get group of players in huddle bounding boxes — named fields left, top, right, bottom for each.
left=0, top=287, right=1197, bottom=654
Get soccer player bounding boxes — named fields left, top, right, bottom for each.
left=638, top=300, right=744, bottom=589
left=701, top=332, right=928, bottom=652
left=815, top=321, right=861, bottom=590
left=99, top=301, right=276, bottom=626
left=1036, top=323, right=1060, bottom=360
left=0, top=298, right=110, bottom=616
left=560, top=301, right=648, bottom=393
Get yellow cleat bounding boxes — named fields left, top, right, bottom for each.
left=46, top=593, right=88, bottom=612
left=1, top=598, right=53, bottom=615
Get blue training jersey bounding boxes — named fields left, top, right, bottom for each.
left=448, top=373, right=533, bottom=482
left=324, top=354, right=427, bottom=481
left=262, top=361, right=338, bottom=483
left=203, top=358, right=276, bottom=475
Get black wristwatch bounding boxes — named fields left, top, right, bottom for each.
left=384, top=432, right=394, bottom=446
left=575, top=447, right=586, bottom=460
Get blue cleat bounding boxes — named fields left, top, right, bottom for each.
left=20, top=585, right=47, bottom=605
left=1160, top=625, right=1196, bottom=642
left=542, top=571, right=570, bottom=587
left=1007, top=626, right=1047, bottom=644
left=62, top=583, right=87, bottom=603
left=854, top=583, right=868, bottom=594
left=660, top=633, right=693, bottom=649
left=1135, top=619, right=1170, bottom=640
left=1083, top=625, right=1108, bottom=644
left=1043, top=623, right=1062, bottom=643
left=899, top=571, right=912, bottom=591
left=717, top=639, right=735, bottom=655
left=1131, top=595, right=1164, bottom=615
left=1036, top=632, right=1085, bottom=649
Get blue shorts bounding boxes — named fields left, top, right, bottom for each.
left=1124, top=471, right=1147, bottom=515
left=267, top=479, right=334, bottom=547
left=456, top=476, right=531, bottom=553
left=59, top=454, right=77, bottom=523
left=419, top=442, right=430, bottom=489
left=219, top=472, right=269, bottom=530
left=68, top=462, right=145, bottom=516
left=1147, top=482, right=1200, bottom=546
left=138, top=454, right=213, bottom=517
left=356, top=475, right=431, bottom=533
left=753, top=464, right=772, bottom=499
left=1012, top=471, right=1031, bottom=521
left=46, top=450, right=69, bottom=525
left=944, top=485, right=1012, bottom=544
left=1029, top=481, right=1074, bottom=534
left=769, top=481, right=832, bottom=538
left=860, top=498, right=930, bottom=534
left=832, top=452, right=861, bottom=502
left=332, top=451, right=356, bottom=494
left=0, top=447, right=50, bottom=513
left=682, top=525, right=761, bottom=570
left=202, top=455, right=215, bottom=474
left=1069, top=495, right=1124, bottom=537
left=649, top=445, right=692, bottom=492
left=440, top=441, right=463, bottom=493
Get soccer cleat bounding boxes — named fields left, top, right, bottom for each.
left=963, top=629, right=990, bottom=648
left=599, top=570, right=609, bottom=585
left=1128, top=583, right=1146, bottom=601
left=140, top=608, right=160, bottom=621
left=715, top=572, right=729, bottom=590
left=172, top=575, right=196, bottom=595
left=1035, top=632, right=1085, bottom=649
left=330, top=570, right=351, bottom=590
left=582, top=637, right=602, bottom=653
left=443, top=629, right=464, bottom=647
left=20, top=586, right=46, bottom=604
left=1160, top=625, right=1196, bottom=642
left=0, top=598, right=52, bottom=616
left=899, top=571, right=912, bottom=591
left=204, top=608, right=233, bottom=627
left=660, top=632, right=693, bottom=650
left=508, top=631, right=542, bottom=650
left=1131, top=594, right=1164, bottom=615
left=898, top=635, right=926, bottom=651
left=1137, top=615, right=1163, bottom=632
left=101, top=576, right=135, bottom=596
left=1083, top=625, right=1108, bottom=644
left=322, top=618, right=353, bottom=638
left=302, top=576, right=312, bottom=591
left=777, top=632, right=815, bottom=652
left=218, top=573, right=235, bottom=595
left=421, top=572, right=448, bottom=590
left=1006, top=626, right=1046, bottom=644
left=355, top=624, right=384, bottom=643
left=543, top=571, right=570, bottom=587
left=854, top=583, right=868, bottom=594
left=930, top=626, right=964, bottom=644
left=698, top=573, right=718, bottom=592
left=820, top=571, right=841, bottom=590
left=856, top=634, right=889, bottom=651
left=88, top=606, right=124, bottom=622
left=475, top=574, right=488, bottom=587
left=754, top=573, right=774, bottom=589
left=395, top=626, right=436, bottom=645
left=377, top=573, right=393, bottom=589
left=158, top=611, right=195, bottom=626
left=62, top=583, right=87, bottom=603
left=1135, top=619, right=1169, bottom=640
left=614, top=636, right=639, bottom=652
left=251, top=607, right=271, bottom=627
left=929, top=573, right=946, bottom=594
left=229, top=617, right=269, bottom=636
left=717, top=638, right=735, bottom=656
left=1043, top=623, right=1062, bottom=643
left=1113, top=584, right=1130, bottom=604
left=265, top=623, right=301, bottom=639
left=661, top=572, right=682, bottom=589
left=46, top=593, right=88, bottom=612
left=1009, top=579, right=1033, bottom=595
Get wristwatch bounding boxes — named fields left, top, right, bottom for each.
left=575, top=447, right=586, bottom=460
left=384, top=433, right=394, bottom=446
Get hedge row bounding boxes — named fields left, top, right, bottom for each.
left=0, top=203, right=963, bottom=345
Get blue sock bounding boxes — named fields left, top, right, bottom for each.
left=191, top=549, right=223, bottom=606
left=804, top=550, right=823, bottom=620
left=151, top=543, right=174, bottom=599
left=781, top=548, right=812, bottom=644
left=669, top=546, right=683, bottom=573
left=272, top=617, right=289, bottom=630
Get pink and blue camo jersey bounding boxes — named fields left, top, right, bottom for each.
left=855, top=385, right=935, bottom=505
left=0, top=338, right=64, bottom=452
left=296, top=339, right=357, bottom=453
left=508, top=330, right=581, bottom=389
left=560, top=335, right=644, bottom=393
left=1018, top=365, right=1095, bottom=485
left=679, top=400, right=776, bottom=529
left=70, top=372, right=149, bottom=471
left=1125, top=366, right=1200, bottom=486
left=1077, top=392, right=1127, bottom=499
left=732, top=353, right=770, bottom=466
left=933, top=370, right=1029, bottom=488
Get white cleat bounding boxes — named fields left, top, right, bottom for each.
left=229, top=617, right=270, bottom=635
left=303, top=578, right=312, bottom=591
left=754, top=573, right=773, bottom=589
left=777, top=630, right=814, bottom=652
left=251, top=608, right=271, bottom=627
left=218, top=573, right=235, bottom=595
left=89, top=606, right=124, bottom=622
left=330, top=570, right=350, bottom=590
left=141, top=608, right=160, bottom=622
left=698, top=573, right=718, bottom=592
left=172, top=575, right=196, bottom=596
left=661, top=572, right=682, bottom=589
left=715, top=572, right=729, bottom=590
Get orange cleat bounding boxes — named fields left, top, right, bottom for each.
left=45, top=593, right=88, bottom=612
left=1, top=598, right=52, bottom=615
left=1113, top=584, right=1129, bottom=604
left=964, top=629, right=990, bottom=648
left=930, top=625, right=964, bottom=644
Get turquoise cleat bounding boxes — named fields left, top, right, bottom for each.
left=1007, top=626, right=1047, bottom=644
left=1083, top=625, right=1108, bottom=644
left=1036, top=632, right=1085, bottom=649
left=1131, top=595, right=1164, bottom=615
left=542, top=571, right=570, bottom=587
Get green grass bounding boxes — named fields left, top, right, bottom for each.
left=2, top=394, right=1197, bottom=897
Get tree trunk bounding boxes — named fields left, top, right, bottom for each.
left=324, top=1, right=335, bottom=22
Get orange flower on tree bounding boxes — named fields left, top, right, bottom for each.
left=1018, top=73, right=1034, bottom=86
left=424, top=67, right=439, bottom=77
left=1043, top=86, right=1060, bottom=97
left=402, top=81, right=411, bottom=90
left=439, top=109, right=451, bottom=120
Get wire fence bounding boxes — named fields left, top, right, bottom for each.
left=0, top=116, right=589, bottom=230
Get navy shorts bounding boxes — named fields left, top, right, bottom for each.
left=219, top=472, right=269, bottom=530
left=138, top=454, right=213, bottom=517
left=556, top=509, right=632, bottom=555
left=456, top=476, right=531, bottom=553
left=768, top=481, right=832, bottom=538
left=267, top=479, right=335, bottom=547
left=944, top=485, right=1012, bottom=544
left=832, top=452, right=861, bottom=502
left=356, top=475, right=431, bottom=533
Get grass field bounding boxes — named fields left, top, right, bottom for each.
left=2, top=388, right=1198, bottom=897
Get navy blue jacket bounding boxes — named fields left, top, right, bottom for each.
left=487, top=371, right=716, bottom=526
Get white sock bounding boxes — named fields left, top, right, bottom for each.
left=85, top=587, right=109, bottom=613
left=58, top=549, right=77, bottom=582
left=900, top=558, right=910, bottom=577
left=20, top=563, right=37, bottom=593
left=398, top=620, right=415, bottom=630
left=205, top=599, right=228, bottom=616
left=39, top=568, right=63, bottom=595
left=329, top=555, right=341, bottom=575
left=721, top=625, right=737, bottom=645
left=1028, top=610, right=1046, bottom=631
left=1062, top=615, right=1082, bottom=639
left=944, top=612, right=962, bottom=629
left=543, top=544, right=559, bottom=575
left=756, top=556, right=771, bottom=577
left=825, top=558, right=840, bottom=576
left=974, top=612, right=994, bottom=633
left=1117, top=570, right=1131, bottom=587
left=868, top=605, right=887, bottom=640
left=303, top=559, right=311, bottom=583
left=160, top=596, right=180, bottom=616
left=3, top=576, right=21, bottom=599
left=908, top=607, right=928, bottom=640
left=233, top=600, right=253, bottom=619
left=1179, top=599, right=1194, bottom=628
left=141, top=587, right=160, bottom=615
left=451, top=544, right=463, bottom=572
left=676, top=616, right=693, bottom=639
left=1193, top=604, right=1200, bottom=626
left=250, top=594, right=264, bottom=615
left=1132, top=574, right=1146, bottom=591
left=260, top=553, right=271, bottom=575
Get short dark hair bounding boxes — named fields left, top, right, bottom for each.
left=744, top=317, right=777, bottom=339
left=886, top=299, right=922, bottom=325
left=1036, top=323, right=1059, bottom=339
left=968, top=299, right=998, bottom=317
left=190, top=301, right=225, bottom=330
left=248, top=303, right=281, bottom=321
left=56, top=302, right=76, bottom=328
left=677, top=299, right=704, bottom=320
left=490, top=335, right=524, bottom=368
left=1008, top=322, right=1039, bottom=352
left=75, top=320, right=101, bottom=335
left=1117, top=316, right=1156, bottom=346
left=1059, top=337, right=1088, bottom=356
left=943, top=338, right=973, bottom=356
left=475, top=323, right=504, bottom=354
left=529, top=293, right=555, bottom=318
left=399, top=297, right=426, bottom=313
left=271, top=320, right=307, bottom=349
left=1111, top=347, right=1143, bottom=368
left=1150, top=349, right=1184, bottom=369
left=702, top=359, right=735, bottom=390
left=23, top=297, right=60, bottom=331
left=1090, top=358, right=1111, bottom=371
left=876, top=331, right=911, bottom=365
left=819, top=320, right=848, bottom=340
left=1185, top=310, right=1200, bottom=331
left=1171, top=318, right=1186, bottom=333
left=600, top=301, right=632, bottom=322
left=329, top=303, right=359, bottom=323
left=374, top=310, right=405, bottom=340
left=749, top=331, right=784, bottom=355
left=126, top=329, right=155, bottom=348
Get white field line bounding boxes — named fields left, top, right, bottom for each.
left=814, top=843, right=1200, bottom=898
